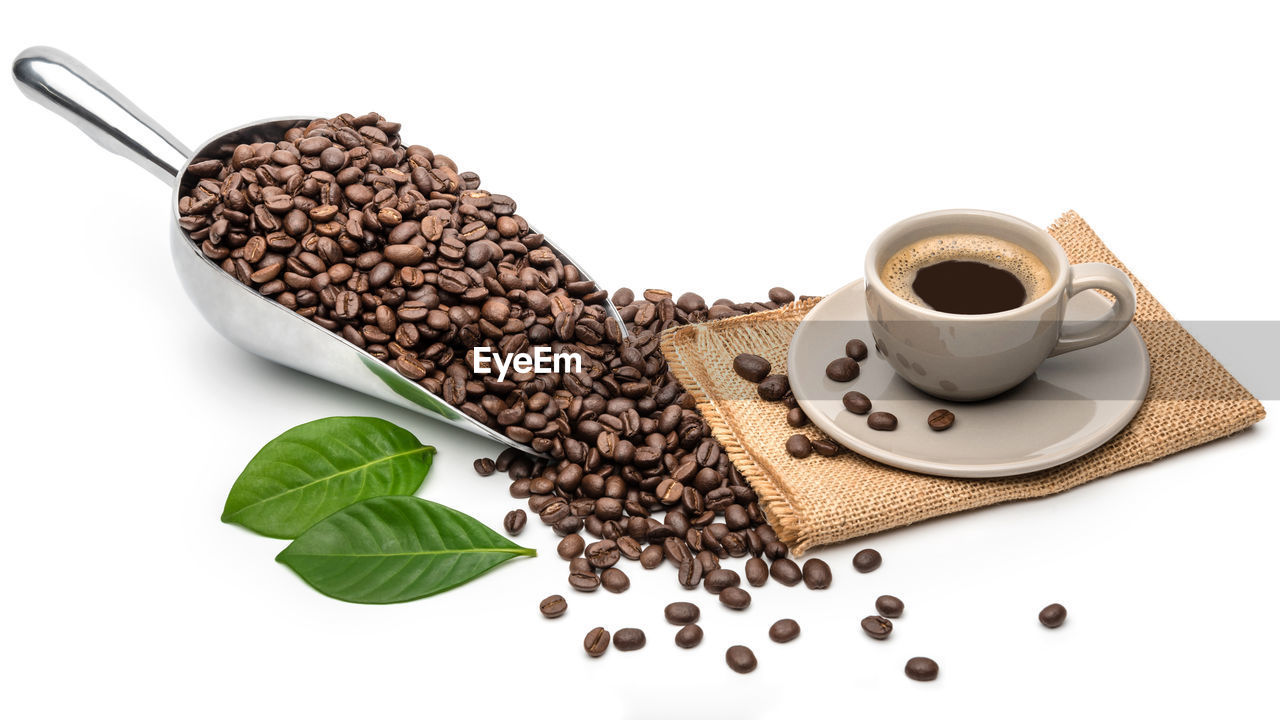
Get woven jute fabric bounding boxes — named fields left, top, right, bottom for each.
left=660, top=211, right=1265, bottom=554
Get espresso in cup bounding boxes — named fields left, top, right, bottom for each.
left=879, top=233, right=1054, bottom=315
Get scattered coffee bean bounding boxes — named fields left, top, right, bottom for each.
left=768, top=287, right=795, bottom=304
left=586, top=539, right=620, bottom=569
left=640, top=545, right=665, bottom=569
left=826, top=357, right=860, bottom=382
left=613, top=628, right=646, bottom=651
left=568, top=558, right=600, bottom=592
left=770, top=557, right=803, bottom=586
left=853, top=548, right=883, bottom=573
left=769, top=619, right=800, bottom=643
left=867, top=412, right=898, bottom=431
left=584, top=627, right=610, bottom=657
left=905, top=657, right=939, bottom=681
left=745, top=557, right=769, bottom=586
left=732, top=353, right=772, bottom=383
left=503, top=509, right=526, bottom=536
left=675, top=623, right=704, bottom=648
left=473, top=458, right=496, bottom=476
left=861, top=615, right=893, bottom=640
left=757, top=374, right=790, bottom=401
left=725, top=645, right=758, bottom=673
left=764, top=541, right=789, bottom=560
left=928, top=409, right=955, bottom=431
left=876, top=595, right=904, bottom=618
left=811, top=437, right=842, bottom=457
left=665, top=601, right=700, bottom=625
left=679, top=557, right=704, bottom=588
left=704, top=569, right=741, bottom=594
left=802, top=558, right=832, bottom=589
left=557, top=533, right=585, bottom=560
left=845, top=338, right=868, bottom=361
left=719, top=586, right=752, bottom=610
left=786, top=406, right=808, bottom=427
left=842, top=391, right=872, bottom=415
left=601, top=567, right=630, bottom=593
left=539, top=594, right=567, bottom=618
left=785, top=434, right=812, bottom=458
left=1039, top=603, right=1067, bottom=628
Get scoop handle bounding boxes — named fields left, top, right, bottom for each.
left=12, top=46, right=190, bottom=183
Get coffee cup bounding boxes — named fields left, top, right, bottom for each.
left=863, top=209, right=1137, bottom=401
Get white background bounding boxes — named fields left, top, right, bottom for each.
left=2, top=2, right=1276, bottom=718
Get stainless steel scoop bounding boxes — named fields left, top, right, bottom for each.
left=13, top=46, right=625, bottom=455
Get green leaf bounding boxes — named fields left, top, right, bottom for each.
left=222, top=417, right=435, bottom=539
left=276, top=496, right=536, bottom=604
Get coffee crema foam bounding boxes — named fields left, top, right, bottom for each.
left=880, top=233, right=1053, bottom=310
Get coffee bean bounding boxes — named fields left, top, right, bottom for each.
left=539, top=594, right=567, bottom=618
left=678, top=557, right=704, bottom=588
left=757, top=374, right=790, bottom=401
left=745, top=557, right=769, bottom=586
left=665, top=601, right=700, bottom=625
left=586, top=540, right=620, bottom=568
left=704, top=569, right=741, bottom=594
left=802, top=558, right=832, bottom=589
left=613, top=628, right=646, bottom=651
left=584, top=627, right=610, bottom=657
left=640, top=545, right=665, bottom=569
left=719, top=586, right=751, bottom=610
left=1039, top=603, right=1067, bottom=628
left=853, top=548, right=882, bottom=573
left=845, top=338, right=868, bottom=361
left=785, top=434, right=812, bottom=458
left=826, top=357, right=860, bottom=382
left=601, top=567, right=630, bottom=593
left=842, top=391, right=872, bottom=415
left=568, top=563, right=600, bottom=592
left=473, top=457, right=496, bottom=476
left=905, top=657, right=939, bottom=681
left=769, top=619, right=800, bottom=643
left=867, top=412, right=898, bottom=431
left=786, top=407, right=808, bottom=427
left=876, top=595, right=905, bottom=618
left=725, top=645, right=757, bottom=673
left=675, top=623, right=703, bottom=648
left=557, top=533, right=585, bottom=560
left=928, top=408, right=955, bottom=431
left=764, top=541, right=789, bottom=560
left=770, top=557, right=802, bottom=586
left=503, top=509, right=526, bottom=536
left=811, top=438, right=842, bottom=457
left=861, top=615, right=893, bottom=640
left=768, top=287, right=795, bottom=304
left=732, top=353, right=771, bottom=383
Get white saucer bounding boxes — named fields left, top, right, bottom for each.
left=787, top=279, right=1150, bottom=478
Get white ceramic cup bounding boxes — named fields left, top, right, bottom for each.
left=863, top=209, right=1138, bottom=401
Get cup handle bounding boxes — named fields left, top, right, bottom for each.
left=1048, top=263, right=1137, bottom=357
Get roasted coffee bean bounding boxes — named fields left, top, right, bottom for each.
left=557, top=533, right=585, bottom=559
left=473, top=457, right=496, bottom=476
left=1039, top=603, right=1068, bottom=628
left=503, top=509, right=527, bottom=536
left=769, top=619, right=800, bottom=643
left=786, top=407, right=808, bottom=427
left=601, top=567, right=631, bottom=593
left=719, top=586, right=751, bottom=610
left=905, top=657, right=939, bottom=681
left=745, top=557, right=769, bottom=586
left=876, top=595, right=904, bottom=618
left=584, top=627, right=610, bottom=657
left=568, top=564, right=600, bottom=592
left=732, top=353, right=771, bottom=383
left=757, top=374, right=790, bottom=401
left=616, top=535, right=642, bottom=561
left=845, top=338, right=868, bottom=360
left=539, top=594, right=567, bottom=618
left=725, top=645, right=757, bottom=673
left=770, top=557, right=802, bottom=586
left=764, top=541, right=789, bottom=560
left=613, top=628, right=646, bottom=651
left=785, top=434, right=812, bottom=458
left=768, top=287, right=795, bottom=304
left=928, top=408, right=956, bottom=431
left=802, top=558, right=832, bottom=589
left=665, top=601, right=700, bottom=625
left=811, top=438, right=841, bottom=457
left=842, top=391, right=872, bottom=415
left=853, top=548, right=882, bottom=573
left=867, top=412, right=898, bottom=431
left=640, top=544, right=665, bottom=569
left=826, top=357, right=860, bottom=382
left=861, top=615, right=893, bottom=640
left=586, top=539, right=620, bottom=568
left=678, top=557, right=704, bottom=588
left=675, top=623, right=703, bottom=649
left=703, top=569, right=741, bottom=594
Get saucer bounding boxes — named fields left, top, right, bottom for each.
left=787, top=279, right=1150, bottom=478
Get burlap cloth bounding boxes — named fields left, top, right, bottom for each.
left=660, top=211, right=1265, bottom=554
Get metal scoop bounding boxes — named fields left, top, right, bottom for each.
left=13, top=46, right=624, bottom=455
